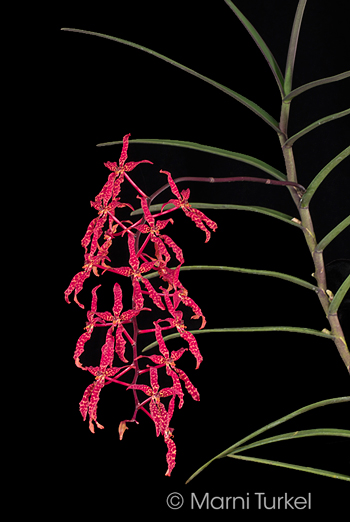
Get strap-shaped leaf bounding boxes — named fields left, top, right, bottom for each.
left=99, top=138, right=287, bottom=180
left=224, top=0, right=285, bottom=96
left=229, top=428, right=350, bottom=454
left=316, top=215, right=350, bottom=252
left=284, top=0, right=308, bottom=96
left=227, top=454, right=350, bottom=482
left=145, top=264, right=317, bottom=291
left=61, top=28, right=281, bottom=133
left=101, top=139, right=288, bottom=180
left=227, top=428, right=350, bottom=481
left=284, top=108, right=350, bottom=148
left=142, top=327, right=334, bottom=353
left=329, top=274, right=350, bottom=316
left=185, top=396, right=350, bottom=483
left=283, top=70, right=350, bottom=102
left=301, top=146, right=350, bottom=208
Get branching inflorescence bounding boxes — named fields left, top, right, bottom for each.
left=65, top=133, right=217, bottom=476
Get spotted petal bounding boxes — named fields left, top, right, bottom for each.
left=161, top=170, right=181, bottom=200
left=180, top=330, right=203, bottom=369
left=176, top=367, right=200, bottom=401
left=164, top=435, right=176, bottom=477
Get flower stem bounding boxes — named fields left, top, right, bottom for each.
left=124, top=172, right=148, bottom=197
left=149, top=175, right=305, bottom=204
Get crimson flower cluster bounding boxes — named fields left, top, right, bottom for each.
left=65, top=133, right=217, bottom=476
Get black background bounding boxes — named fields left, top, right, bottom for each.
left=37, top=0, right=350, bottom=517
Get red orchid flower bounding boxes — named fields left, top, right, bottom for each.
left=79, top=365, right=121, bottom=433
left=140, top=322, right=200, bottom=407
left=64, top=248, right=111, bottom=308
left=161, top=169, right=217, bottom=242
left=128, top=366, right=175, bottom=437
left=95, top=282, right=149, bottom=365
left=142, top=249, right=182, bottom=292
left=104, top=233, right=165, bottom=311
left=82, top=198, right=133, bottom=256
left=161, top=289, right=203, bottom=369
left=136, top=196, right=184, bottom=264
left=173, top=282, right=206, bottom=329
left=101, top=133, right=153, bottom=205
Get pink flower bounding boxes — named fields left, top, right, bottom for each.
left=64, top=249, right=111, bottom=308
left=140, top=322, right=200, bottom=407
left=82, top=198, right=133, bottom=256
left=161, top=170, right=217, bottom=242
left=173, top=283, right=206, bottom=329
left=136, top=196, right=184, bottom=264
left=100, top=133, right=153, bottom=204
left=79, top=365, right=121, bottom=433
left=128, top=366, right=175, bottom=437
left=161, top=289, right=203, bottom=369
left=104, top=233, right=165, bottom=311
left=95, top=282, right=148, bottom=364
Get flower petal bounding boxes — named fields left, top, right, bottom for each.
left=180, top=330, right=203, bottom=369
left=164, top=435, right=176, bottom=477
left=176, top=367, right=200, bottom=401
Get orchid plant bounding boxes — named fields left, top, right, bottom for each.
left=62, top=0, right=350, bottom=482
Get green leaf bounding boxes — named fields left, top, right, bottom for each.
left=142, top=326, right=334, bottom=353
left=283, top=70, right=350, bottom=102
left=227, top=454, right=350, bottom=482
left=328, top=274, right=350, bottom=316
left=131, top=202, right=300, bottom=227
left=224, top=0, right=285, bottom=96
left=229, top=429, right=350, bottom=455
left=284, top=108, right=350, bottom=148
left=284, top=0, right=308, bottom=96
left=61, top=28, right=281, bottom=133
left=227, top=428, right=350, bottom=482
left=98, top=139, right=287, bottom=180
left=316, top=215, right=350, bottom=252
left=144, top=264, right=317, bottom=291
left=185, top=396, right=350, bottom=483
left=301, top=146, right=350, bottom=208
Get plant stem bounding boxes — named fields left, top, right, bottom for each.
left=279, top=118, right=350, bottom=374
left=129, top=230, right=144, bottom=420
left=327, top=313, right=350, bottom=373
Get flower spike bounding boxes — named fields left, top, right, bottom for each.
left=66, top=135, right=209, bottom=476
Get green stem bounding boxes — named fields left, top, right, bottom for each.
left=279, top=105, right=350, bottom=373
